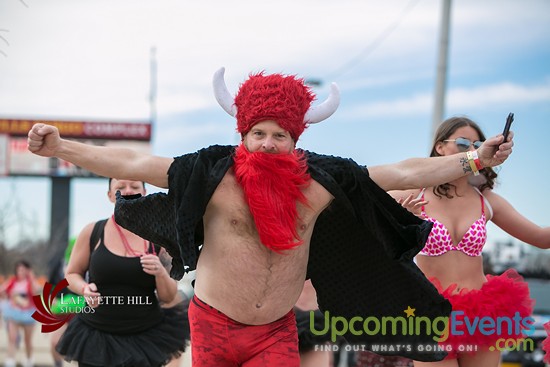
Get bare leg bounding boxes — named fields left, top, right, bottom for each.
left=165, top=355, right=183, bottom=367
left=414, top=360, right=458, bottom=367
left=300, top=349, right=332, bottom=367
left=50, top=324, right=67, bottom=367
left=22, top=323, right=35, bottom=366
left=22, top=323, right=35, bottom=357
left=6, top=320, right=19, bottom=359
left=457, top=350, right=500, bottom=367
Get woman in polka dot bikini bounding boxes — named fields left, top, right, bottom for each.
left=389, top=116, right=550, bottom=367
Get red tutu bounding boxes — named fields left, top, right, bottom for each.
left=543, top=321, right=550, bottom=364
left=431, top=269, right=534, bottom=358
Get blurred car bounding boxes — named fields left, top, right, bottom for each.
left=501, top=277, right=550, bottom=367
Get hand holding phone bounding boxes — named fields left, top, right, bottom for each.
left=502, top=113, right=514, bottom=142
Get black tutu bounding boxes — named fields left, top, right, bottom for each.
left=56, top=302, right=190, bottom=367
left=295, top=308, right=334, bottom=353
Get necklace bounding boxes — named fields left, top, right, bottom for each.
left=111, top=215, right=155, bottom=256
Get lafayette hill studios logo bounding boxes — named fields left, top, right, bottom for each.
left=32, top=279, right=75, bottom=332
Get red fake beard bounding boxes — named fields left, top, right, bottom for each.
left=233, top=144, right=311, bottom=252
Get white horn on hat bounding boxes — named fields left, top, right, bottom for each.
left=304, top=83, right=340, bottom=124
left=212, top=67, right=237, bottom=117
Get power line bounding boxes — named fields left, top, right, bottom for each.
left=326, top=0, right=421, bottom=81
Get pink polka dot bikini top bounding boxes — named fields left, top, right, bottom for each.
left=418, top=191, right=487, bottom=257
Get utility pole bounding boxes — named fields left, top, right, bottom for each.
left=149, top=46, right=158, bottom=138
left=431, top=0, right=452, bottom=138
left=49, top=175, right=70, bottom=258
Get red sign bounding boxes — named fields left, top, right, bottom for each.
left=0, top=134, right=8, bottom=176
left=0, top=118, right=152, bottom=177
left=0, top=119, right=152, bottom=141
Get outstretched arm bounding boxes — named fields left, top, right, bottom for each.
left=27, top=124, right=173, bottom=188
left=369, top=133, right=513, bottom=191
left=486, top=190, right=550, bottom=249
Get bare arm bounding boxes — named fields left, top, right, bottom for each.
left=27, top=124, right=173, bottom=188
left=141, top=250, right=177, bottom=303
left=155, top=249, right=179, bottom=303
left=369, top=133, right=513, bottom=191
left=65, top=222, right=102, bottom=307
left=387, top=189, right=427, bottom=217
left=154, top=271, right=177, bottom=303
left=28, top=270, right=43, bottom=294
left=0, top=280, right=8, bottom=296
left=486, top=190, right=550, bottom=249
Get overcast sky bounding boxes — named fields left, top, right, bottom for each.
left=0, top=0, right=549, bottom=253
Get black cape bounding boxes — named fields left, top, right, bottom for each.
left=115, top=145, right=451, bottom=361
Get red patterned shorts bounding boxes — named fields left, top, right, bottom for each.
left=189, top=295, right=299, bottom=367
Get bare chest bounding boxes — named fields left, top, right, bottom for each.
left=206, top=170, right=332, bottom=235
left=196, top=170, right=333, bottom=323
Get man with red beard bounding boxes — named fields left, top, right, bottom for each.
left=27, top=68, right=514, bottom=367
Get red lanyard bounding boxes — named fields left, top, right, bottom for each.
left=111, top=215, right=156, bottom=256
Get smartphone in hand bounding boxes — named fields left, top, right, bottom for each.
left=502, top=113, right=514, bottom=142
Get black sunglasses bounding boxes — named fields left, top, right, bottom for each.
left=443, top=137, right=483, bottom=152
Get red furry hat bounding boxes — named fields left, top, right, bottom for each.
left=213, top=67, right=341, bottom=141
left=233, top=72, right=315, bottom=141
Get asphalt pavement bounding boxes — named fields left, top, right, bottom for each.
left=0, top=324, right=191, bottom=367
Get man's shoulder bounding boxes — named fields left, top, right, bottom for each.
left=171, top=145, right=235, bottom=166
left=173, top=145, right=234, bottom=160
left=300, top=149, right=362, bottom=171
left=198, top=144, right=236, bottom=155
left=169, top=145, right=235, bottom=187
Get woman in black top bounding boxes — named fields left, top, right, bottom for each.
left=56, top=178, right=189, bottom=367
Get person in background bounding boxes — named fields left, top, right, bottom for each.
left=0, top=260, right=42, bottom=367
left=294, top=279, right=334, bottom=367
left=55, top=178, right=189, bottom=367
left=389, top=116, right=550, bottom=367
left=542, top=321, right=550, bottom=364
left=48, top=237, right=77, bottom=367
left=158, top=243, right=191, bottom=367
